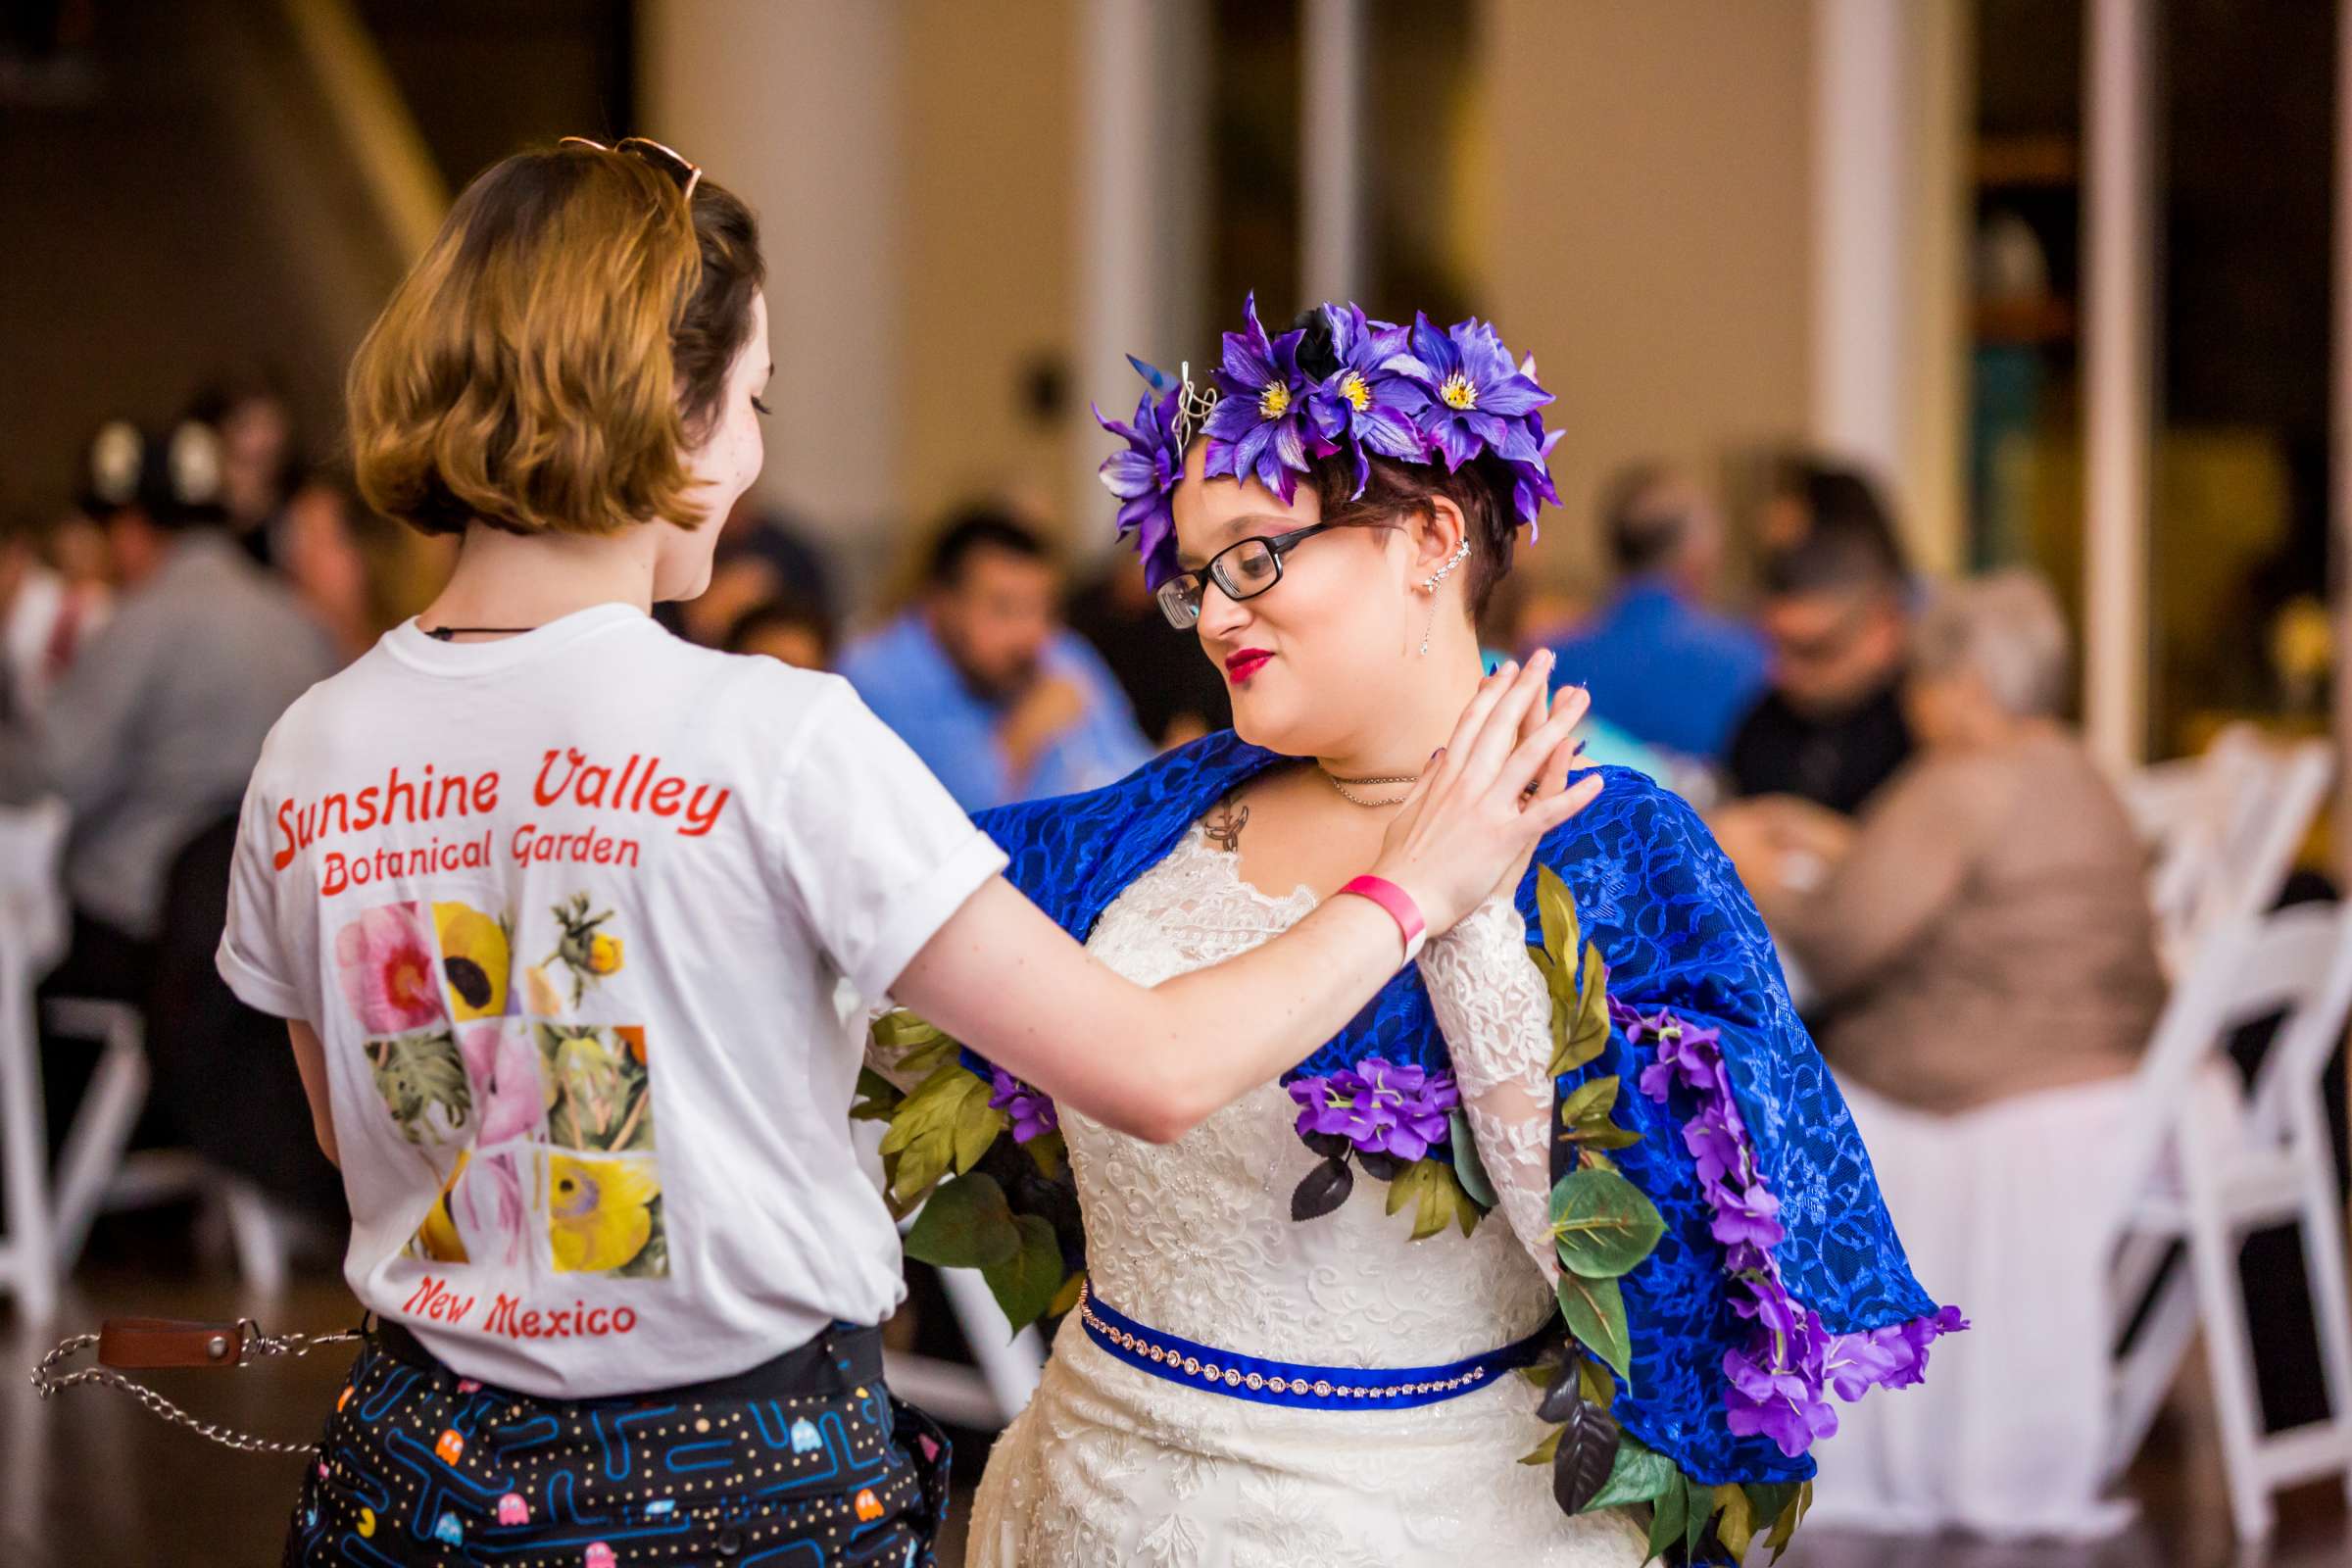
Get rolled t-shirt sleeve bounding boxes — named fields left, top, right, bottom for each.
left=215, top=772, right=308, bottom=1020
left=773, top=679, right=1009, bottom=1001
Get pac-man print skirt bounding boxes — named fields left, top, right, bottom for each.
left=283, top=1320, right=950, bottom=1567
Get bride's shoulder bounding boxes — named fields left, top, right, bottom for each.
left=1537, top=762, right=1706, bottom=862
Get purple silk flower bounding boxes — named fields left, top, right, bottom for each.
left=1093, top=376, right=1187, bottom=589
left=1305, top=303, right=1427, bottom=498
left=988, top=1067, right=1059, bottom=1144
left=1201, top=293, right=1315, bottom=504
left=1288, top=1057, right=1460, bottom=1163
left=1628, top=999, right=1966, bottom=1459
left=1387, top=314, right=1553, bottom=475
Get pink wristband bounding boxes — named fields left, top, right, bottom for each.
left=1337, top=875, right=1429, bottom=963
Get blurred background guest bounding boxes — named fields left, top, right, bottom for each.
left=184, top=366, right=308, bottom=565
left=666, top=494, right=838, bottom=649
left=1723, top=570, right=2166, bottom=1537
left=1721, top=568, right=2163, bottom=1110
left=272, top=474, right=379, bottom=660
left=726, top=587, right=838, bottom=672
left=841, top=505, right=1151, bottom=811
left=1544, top=460, right=1768, bottom=761
left=0, top=421, right=126, bottom=718
left=1065, top=548, right=1232, bottom=749
left=1724, top=460, right=1915, bottom=812
left=0, top=420, right=339, bottom=1007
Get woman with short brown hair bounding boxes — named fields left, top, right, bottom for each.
left=218, top=139, right=1595, bottom=1564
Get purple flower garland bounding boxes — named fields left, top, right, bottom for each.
left=1626, top=1000, right=1967, bottom=1458
left=1286, top=1057, right=1460, bottom=1162
left=986, top=1067, right=1059, bottom=1144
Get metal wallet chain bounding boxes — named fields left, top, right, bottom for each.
left=29, top=1321, right=363, bottom=1456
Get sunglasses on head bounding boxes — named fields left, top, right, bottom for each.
left=558, top=135, right=703, bottom=202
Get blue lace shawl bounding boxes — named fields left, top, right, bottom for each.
left=974, top=731, right=1940, bottom=1484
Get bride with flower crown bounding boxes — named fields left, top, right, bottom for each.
left=860, top=297, right=1961, bottom=1566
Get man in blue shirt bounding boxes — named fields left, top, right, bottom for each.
left=1545, top=464, right=1770, bottom=760
left=841, top=508, right=1152, bottom=813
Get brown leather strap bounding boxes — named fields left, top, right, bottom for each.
left=97, top=1318, right=247, bottom=1369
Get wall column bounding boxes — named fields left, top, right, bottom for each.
left=2082, top=0, right=2157, bottom=767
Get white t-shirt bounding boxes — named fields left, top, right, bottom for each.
left=218, top=605, right=1005, bottom=1396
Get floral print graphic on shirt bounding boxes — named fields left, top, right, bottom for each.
left=434, top=901, right=513, bottom=1020
left=548, top=1152, right=666, bottom=1277
left=368, top=1028, right=473, bottom=1148
left=335, top=903, right=445, bottom=1034
left=338, top=887, right=667, bottom=1280
left=404, top=1147, right=540, bottom=1268
left=459, top=1020, right=545, bottom=1148
left=543, top=892, right=622, bottom=1005
left=539, top=1024, right=656, bottom=1152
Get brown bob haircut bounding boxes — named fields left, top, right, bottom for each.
left=348, top=142, right=763, bottom=538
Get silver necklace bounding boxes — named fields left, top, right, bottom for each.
left=1321, top=769, right=1419, bottom=808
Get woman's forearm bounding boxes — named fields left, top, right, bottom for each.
left=892, top=876, right=1408, bottom=1143
left=894, top=660, right=1600, bottom=1143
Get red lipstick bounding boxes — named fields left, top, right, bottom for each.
left=1224, top=648, right=1273, bottom=685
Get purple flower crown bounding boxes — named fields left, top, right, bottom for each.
left=1094, top=294, right=1563, bottom=589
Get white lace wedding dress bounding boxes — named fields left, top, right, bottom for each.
left=966, top=825, right=1647, bottom=1566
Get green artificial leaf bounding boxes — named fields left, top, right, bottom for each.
left=870, top=1011, right=960, bottom=1080
left=850, top=1066, right=904, bottom=1122
left=1559, top=1075, right=1620, bottom=1129
left=871, top=1010, right=942, bottom=1053
left=1550, top=1167, right=1667, bottom=1279
left=1586, top=1435, right=1678, bottom=1510
left=952, top=1090, right=1008, bottom=1174
left=1047, top=1270, right=1087, bottom=1319
left=1762, top=1481, right=1812, bottom=1561
left=1741, top=1483, right=1797, bottom=1543
left=1531, top=948, right=1573, bottom=1065
left=1537, top=863, right=1581, bottom=966
left=1449, top=1109, right=1497, bottom=1209
left=1025, top=1128, right=1067, bottom=1180
left=1713, top=1484, right=1757, bottom=1562
left=1643, top=1474, right=1688, bottom=1566
left=980, top=1213, right=1064, bottom=1333
left=1519, top=1427, right=1562, bottom=1466
left=1556, top=1272, right=1634, bottom=1387
left=1580, top=1147, right=1622, bottom=1175
left=878, top=1064, right=1000, bottom=1205
left=1520, top=1358, right=1561, bottom=1390
left=1685, top=1481, right=1714, bottom=1563
left=889, top=1136, right=952, bottom=1208
left=902, top=1172, right=1021, bottom=1270
left=1552, top=943, right=1613, bottom=1075
left=1577, top=1354, right=1617, bottom=1410
left=1386, top=1155, right=1475, bottom=1241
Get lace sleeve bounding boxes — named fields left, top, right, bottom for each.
left=1416, top=896, right=1558, bottom=1284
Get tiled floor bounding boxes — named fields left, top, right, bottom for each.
left=5, top=1266, right=2346, bottom=1566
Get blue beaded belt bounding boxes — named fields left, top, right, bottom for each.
left=1077, top=1284, right=1550, bottom=1412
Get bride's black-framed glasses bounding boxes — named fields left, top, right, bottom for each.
left=1154, top=522, right=1349, bottom=630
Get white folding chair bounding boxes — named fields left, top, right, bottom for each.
left=2126, top=727, right=2332, bottom=976
left=0, top=799, right=70, bottom=1323
left=2104, top=901, right=2352, bottom=1541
